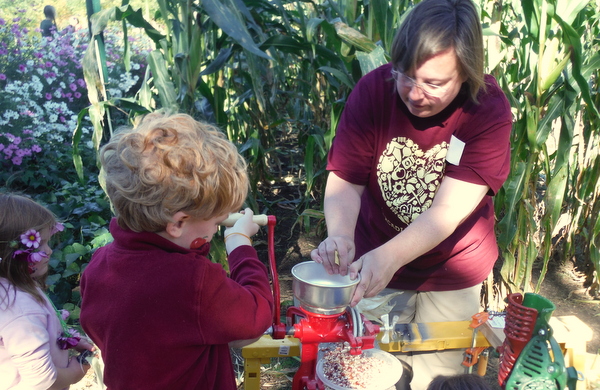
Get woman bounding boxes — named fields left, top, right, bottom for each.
left=311, top=0, right=512, bottom=388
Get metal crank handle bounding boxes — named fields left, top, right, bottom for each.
left=221, top=213, right=269, bottom=227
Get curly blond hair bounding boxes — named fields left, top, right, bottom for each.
left=100, top=112, right=249, bottom=232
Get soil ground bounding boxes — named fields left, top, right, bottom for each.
left=71, top=183, right=600, bottom=390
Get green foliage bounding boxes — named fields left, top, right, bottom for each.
left=488, top=0, right=600, bottom=295
left=42, top=178, right=112, bottom=321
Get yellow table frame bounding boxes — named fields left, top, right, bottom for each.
left=241, top=315, right=592, bottom=390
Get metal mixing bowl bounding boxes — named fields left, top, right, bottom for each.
left=291, top=261, right=360, bottom=315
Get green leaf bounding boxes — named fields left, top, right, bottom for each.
left=201, top=0, right=272, bottom=60
left=318, top=66, right=355, bottom=89
left=147, top=50, right=178, bottom=110
left=62, top=262, right=81, bottom=279
left=356, top=46, right=388, bottom=76
left=554, top=14, right=600, bottom=119
left=333, top=20, right=378, bottom=53
left=497, top=162, right=527, bottom=247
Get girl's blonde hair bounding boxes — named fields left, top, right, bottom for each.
left=0, top=193, right=57, bottom=307
left=101, top=112, right=249, bottom=232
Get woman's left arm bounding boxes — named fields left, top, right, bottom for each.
left=349, top=177, right=489, bottom=305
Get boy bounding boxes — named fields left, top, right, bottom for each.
left=80, top=112, right=274, bottom=389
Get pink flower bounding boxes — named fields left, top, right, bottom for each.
left=52, top=223, right=65, bottom=234
left=13, top=249, right=47, bottom=263
left=57, top=335, right=80, bottom=350
left=20, top=229, right=40, bottom=248
left=28, top=251, right=48, bottom=263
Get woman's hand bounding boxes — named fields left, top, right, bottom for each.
left=348, top=248, right=399, bottom=306
left=310, top=235, right=355, bottom=276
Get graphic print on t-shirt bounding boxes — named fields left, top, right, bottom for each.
left=377, top=137, right=448, bottom=229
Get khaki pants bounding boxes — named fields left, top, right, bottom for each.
left=379, top=285, right=482, bottom=390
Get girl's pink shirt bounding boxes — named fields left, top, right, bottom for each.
left=0, top=278, right=69, bottom=390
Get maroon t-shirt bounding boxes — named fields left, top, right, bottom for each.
left=328, top=63, right=512, bottom=291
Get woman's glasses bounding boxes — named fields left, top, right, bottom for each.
left=391, top=69, right=448, bottom=98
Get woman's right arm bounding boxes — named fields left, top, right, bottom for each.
left=310, top=172, right=364, bottom=275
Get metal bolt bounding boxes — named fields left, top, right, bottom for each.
left=547, top=365, right=555, bottom=373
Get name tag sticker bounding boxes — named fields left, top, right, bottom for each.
left=446, top=135, right=465, bottom=165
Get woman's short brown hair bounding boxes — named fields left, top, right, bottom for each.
left=100, top=112, right=249, bottom=233
left=390, top=0, right=485, bottom=103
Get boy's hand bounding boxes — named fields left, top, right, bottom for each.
left=224, top=208, right=259, bottom=252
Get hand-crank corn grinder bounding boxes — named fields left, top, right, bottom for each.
left=228, top=213, right=386, bottom=390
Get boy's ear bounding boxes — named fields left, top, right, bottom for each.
left=164, top=211, right=190, bottom=239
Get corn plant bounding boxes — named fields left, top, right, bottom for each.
left=490, top=0, right=600, bottom=295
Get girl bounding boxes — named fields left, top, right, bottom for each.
left=40, top=5, right=57, bottom=37
left=0, top=193, right=93, bottom=389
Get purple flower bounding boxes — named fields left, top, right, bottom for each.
left=57, top=335, right=80, bottom=350
left=28, top=251, right=48, bottom=262
left=74, top=92, right=81, bottom=98
left=18, top=64, right=26, bottom=72
left=12, top=136, right=21, bottom=145
left=69, top=83, right=77, bottom=91
left=52, top=223, right=65, bottom=234
left=0, top=74, right=5, bottom=80
left=45, top=61, right=53, bottom=68
left=60, top=309, right=70, bottom=321
left=45, top=93, right=52, bottom=100
left=0, top=19, right=5, bottom=26
left=11, top=155, right=22, bottom=165
left=32, top=144, right=42, bottom=153
left=20, top=229, right=41, bottom=248
left=77, top=78, right=86, bottom=87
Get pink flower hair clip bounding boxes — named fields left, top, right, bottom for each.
left=8, top=223, right=63, bottom=273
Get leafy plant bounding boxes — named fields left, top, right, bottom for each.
left=490, top=0, right=600, bottom=296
